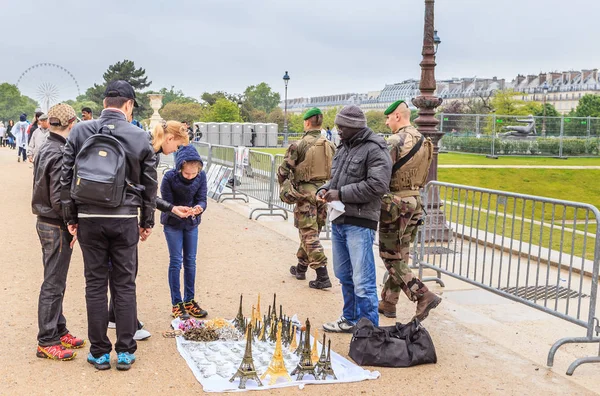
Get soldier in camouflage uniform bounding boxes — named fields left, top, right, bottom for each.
left=277, top=107, right=336, bottom=289
left=378, top=100, right=442, bottom=321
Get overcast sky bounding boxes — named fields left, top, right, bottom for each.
left=2, top=0, right=600, bottom=102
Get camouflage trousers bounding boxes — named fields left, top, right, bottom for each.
left=294, top=183, right=327, bottom=270
left=379, top=195, right=428, bottom=305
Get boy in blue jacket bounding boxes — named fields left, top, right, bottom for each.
left=161, top=145, right=208, bottom=318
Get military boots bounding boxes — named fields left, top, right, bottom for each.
left=378, top=300, right=397, bottom=318
left=290, top=264, right=308, bottom=280
left=414, top=291, right=442, bottom=322
left=309, top=267, right=332, bottom=290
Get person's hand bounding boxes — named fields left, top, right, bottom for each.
left=28, top=156, right=33, bottom=163
left=316, top=189, right=328, bottom=202
left=192, top=205, right=204, bottom=216
left=323, top=189, right=340, bottom=202
left=139, top=227, right=153, bottom=242
left=69, top=234, right=78, bottom=249
left=67, top=224, right=78, bottom=236
left=172, top=206, right=192, bottom=218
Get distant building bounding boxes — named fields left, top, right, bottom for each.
left=282, top=69, right=600, bottom=115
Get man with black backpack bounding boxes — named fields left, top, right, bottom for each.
left=61, top=80, right=158, bottom=371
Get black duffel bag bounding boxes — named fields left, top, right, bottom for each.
left=349, top=317, right=437, bottom=367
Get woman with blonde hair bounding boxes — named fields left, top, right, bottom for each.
left=108, top=120, right=195, bottom=337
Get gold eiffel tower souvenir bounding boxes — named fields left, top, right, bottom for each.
left=311, top=328, right=319, bottom=363
left=288, top=325, right=298, bottom=352
left=229, top=323, right=263, bottom=389
left=294, top=330, right=304, bottom=356
left=316, top=339, right=337, bottom=380
left=291, top=319, right=318, bottom=380
left=260, top=322, right=292, bottom=385
left=256, top=294, right=261, bottom=322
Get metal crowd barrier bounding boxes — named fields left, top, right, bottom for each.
left=241, top=150, right=287, bottom=220
left=415, top=181, right=600, bottom=375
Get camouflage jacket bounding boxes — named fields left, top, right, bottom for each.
left=277, top=130, right=327, bottom=186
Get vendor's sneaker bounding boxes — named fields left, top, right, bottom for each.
left=116, top=352, right=136, bottom=371
left=60, top=333, right=85, bottom=349
left=36, top=345, right=75, bottom=361
left=322, top=317, right=355, bottom=333
left=87, top=353, right=111, bottom=370
left=184, top=300, right=208, bottom=318
left=134, top=328, right=151, bottom=341
left=172, top=302, right=189, bottom=319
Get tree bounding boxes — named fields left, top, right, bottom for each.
left=574, top=94, right=600, bottom=117
left=83, top=59, right=153, bottom=119
left=267, top=107, right=284, bottom=130
left=160, top=102, right=208, bottom=123
left=64, top=97, right=102, bottom=118
left=490, top=90, right=533, bottom=116
left=366, top=111, right=387, bottom=133
left=207, top=98, right=242, bottom=122
left=440, top=100, right=466, bottom=114
left=243, top=83, right=281, bottom=113
left=248, top=109, right=268, bottom=123
left=533, top=103, right=559, bottom=118
left=201, top=91, right=240, bottom=106
left=0, top=83, right=39, bottom=122
left=153, top=86, right=197, bottom=106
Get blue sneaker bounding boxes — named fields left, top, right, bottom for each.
left=116, top=352, right=136, bottom=371
left=87, top=353, right=111, bottom=370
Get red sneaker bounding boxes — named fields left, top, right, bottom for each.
left=60, top=333, right=85, bottom=349
left=36, top=345, right=76, bottom=361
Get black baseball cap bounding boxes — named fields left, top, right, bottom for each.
left=104, top=80, right=139, bottom=107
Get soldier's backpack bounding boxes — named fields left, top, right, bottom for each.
left=294, top=136, right=334, bottom=183
left=70, top=123, right=128, bottom=208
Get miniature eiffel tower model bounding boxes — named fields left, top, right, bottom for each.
left=271, top=294, right=278, bottom=324
left=260, top=322, right=292, bottom=385
left=260, top=315, right=268, bottom=342
left=281, top=316, right=289, bottom=347
left=256, top=294, right=261, bottom=322
left=291, top=319, right=318, bottom=380
left=294, top=330, right=304, bottom=356
left=311, top=328, right=319, bottom=363
left=289, top=325, right=298, bottom=351
left=254, top=318, right=261, bottom=338
left=316, top=340, right=337, bottom=380
left=251, top=305, right=256, bottom=324
left=230, top=323, right=263, bottom=389
left=233, top=294, right=245, bottom=331
left=315, top=333, right=327, bottom=373
left=268, top=317, right=278, bottom=343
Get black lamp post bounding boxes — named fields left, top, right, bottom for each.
left=542, top=82, right=549, bottom=136
left=283, top=71, right=290, bottom=146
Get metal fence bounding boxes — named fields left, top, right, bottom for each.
left=438, top=113, right=600, bottom=157
left=415, top=181, right=600, bottom=375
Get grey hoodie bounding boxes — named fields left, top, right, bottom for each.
left=321, top=127, right=392, bottom=230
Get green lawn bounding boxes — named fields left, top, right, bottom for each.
left=254, top=149, right=600, bottom=166
left=438, top=169, right=600, bottom=213
left=438, top=152, right=600, bottom=166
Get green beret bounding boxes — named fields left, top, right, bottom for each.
left=303, top=107, right=323, bottom=120
left=384, top=100, right=406, bottom=116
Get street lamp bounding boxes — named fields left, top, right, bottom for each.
left=542, top=81, right=549, bottom=136
left=433, top=30, right=441, bottom=54
left=283, top=71, right=290, bottom=146
left=412, top=0, right=449, bottom=241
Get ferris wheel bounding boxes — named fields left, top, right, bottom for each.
left=16, top=63, right=81, bottom=113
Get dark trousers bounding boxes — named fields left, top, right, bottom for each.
left=18, top=147, right=26, bottom=160
left=78, top=217, right=139, bottom=357
left=36, top=219, right=74, bottom=346
left=108, top=254, right=143, bottom=330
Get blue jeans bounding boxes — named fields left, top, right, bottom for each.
left=332, top=224, right=379, bottom=326
left=164, top=225, right=199, bottom=306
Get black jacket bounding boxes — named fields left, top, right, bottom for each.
left=321, top=127, right=392, bottom=230
left=32, top=132, right=67, bottom=226
left=61, top=109, right=158, bottom=228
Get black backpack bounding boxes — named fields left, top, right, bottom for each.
left=70, top=123, right=128, bottom=207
